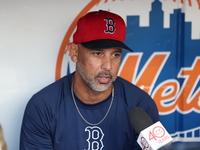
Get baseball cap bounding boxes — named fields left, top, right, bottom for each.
left=73, top=10, right=133, bottom=52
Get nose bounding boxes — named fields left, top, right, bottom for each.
left=101, top=56, right=112, bottom=71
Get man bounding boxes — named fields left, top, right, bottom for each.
left=20, top=10, right=159, bottom=150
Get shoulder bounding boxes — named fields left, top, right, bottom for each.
left=114, top=76, right=160, bottom=122
left=114, top=76, right=149, bottom=99
left=26, top=74, right=72, bottom=112
left=34, top=74, right=71, bottom=98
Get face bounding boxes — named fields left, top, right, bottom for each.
left=76, top=44, right=122, bottom=92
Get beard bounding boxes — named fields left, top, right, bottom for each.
left=76, top=62, right=116, bottom=92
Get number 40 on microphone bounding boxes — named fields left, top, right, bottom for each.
left=137, top=121, right=173, bottom=150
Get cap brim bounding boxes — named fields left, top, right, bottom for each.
left=81, top=39, right=133, bottom=52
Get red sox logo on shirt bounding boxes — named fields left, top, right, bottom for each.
left=85, top=126, right=104, bottom=150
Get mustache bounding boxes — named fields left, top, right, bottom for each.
left=96, top=71, right=113, bottom=77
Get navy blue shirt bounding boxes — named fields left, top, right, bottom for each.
left=20, top=73, right=159, bottom=150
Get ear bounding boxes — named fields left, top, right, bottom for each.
left=67, top=43, right=78, bottom=63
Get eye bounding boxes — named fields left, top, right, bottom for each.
left=93, top=51, right=103, bottom=57
left=112, top=52, right=122, bottom=58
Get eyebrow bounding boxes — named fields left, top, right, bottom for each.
left=115, top=50, right=122, bottom=52
left=90, top=48, right=122, bottom=52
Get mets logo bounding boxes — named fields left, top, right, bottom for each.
left=55, top=0, right=200, bottom=143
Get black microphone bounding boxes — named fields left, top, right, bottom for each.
left=128, top=107, right=173, bottom=150
left=128, top=107, right=153, bottom=134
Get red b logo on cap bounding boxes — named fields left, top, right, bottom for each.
left=104, top=18, right=116, bottom=34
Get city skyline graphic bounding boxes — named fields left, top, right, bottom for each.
left=123, top=0, right=200, bottom=142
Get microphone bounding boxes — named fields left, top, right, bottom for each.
left=0, top=125, right=7, bottom=150
left=128, top=107, right=173, bottom=150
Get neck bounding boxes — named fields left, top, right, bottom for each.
left=72, top=73, right=112, bottom=104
